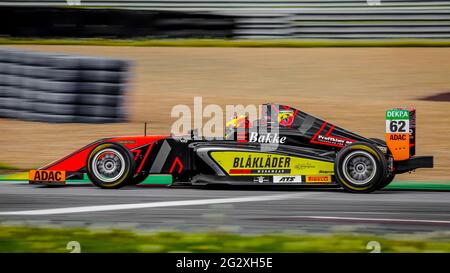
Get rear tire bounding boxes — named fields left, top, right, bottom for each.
left=369, top=138, right=396, bottom=190
left=378, top=174, right=396, bottom=190
left=335, top=142, right=387, bottom=193
left=87, top=143, right=135, bottom=189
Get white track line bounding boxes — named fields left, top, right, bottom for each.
left=287, top=216, right=450, bottom=225
left=0, top=192, right=309, bottom=216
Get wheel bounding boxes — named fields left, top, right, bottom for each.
left=128, top=173, right=148, bottom=185
left=335, top=142, right=388, bottom=193
left=378, top=174, right=396, bottom=190
left=86, top=143, right=135, bottom=189
left=369, top=138, right=396, bottom=189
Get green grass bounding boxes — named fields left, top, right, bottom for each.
left=0, top=225, right=449, bottom=253
left=387, top=181, right=450, bottom=191
left=2, top=38, right=450, bottom=47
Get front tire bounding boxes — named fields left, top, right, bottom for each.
left=87, top=142, right=135, bottom=189
left=335, top=142, right=387, bottom=193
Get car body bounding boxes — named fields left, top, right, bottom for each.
left=29, top=103, right=433, bottom=193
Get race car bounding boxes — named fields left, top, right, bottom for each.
left=28, top=103, right=433, bottom=193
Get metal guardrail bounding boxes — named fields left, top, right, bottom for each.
left=2, top=1, right=450, bottom=9
left=0, top=2, right=448, bottom=12
left=1, top=1, right=450, bottom=38
left=227, top=9, right=450, bottom=38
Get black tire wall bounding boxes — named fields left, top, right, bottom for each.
left=0, top=48, right=131, bottom=123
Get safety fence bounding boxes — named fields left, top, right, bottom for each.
left=0, top=7, right=235, bottom=38
left=225, top=9, right=450, bottom=39
left=0, top=48, right=131, bottom=123
left=1, top=0, right=450, bottom=10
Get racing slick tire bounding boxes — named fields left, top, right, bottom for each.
left=369, top=138, right=396, bottom=189
left=335, top=142, right=388, bottom=193
left=378, top=174, right=396, bottom=190
left=86, top=142, right=135, bottom=189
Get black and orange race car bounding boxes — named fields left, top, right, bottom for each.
left=29, top=103, right=433, bottom=193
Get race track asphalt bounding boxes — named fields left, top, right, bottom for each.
left=0, top=182, right=449, bottom=234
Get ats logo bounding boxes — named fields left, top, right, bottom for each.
left=306, top=176, right=331, bottom=183
left=273, top=176, right=302, bottom=183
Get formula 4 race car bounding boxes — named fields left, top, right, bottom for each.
left=29, top=103, right=433, bottom=193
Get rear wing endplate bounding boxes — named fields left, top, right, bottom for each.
left=385, top=108, right=416, bottom=161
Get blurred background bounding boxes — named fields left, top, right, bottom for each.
left=0, top=1, right=449, bottom=253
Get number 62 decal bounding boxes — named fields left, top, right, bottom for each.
left=386, top=120, right=409, bottom=133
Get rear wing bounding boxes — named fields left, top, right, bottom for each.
left=385, top=108, right=416, bottom=161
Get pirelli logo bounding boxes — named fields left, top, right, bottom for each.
left=305, top=175, right=331, bottom=183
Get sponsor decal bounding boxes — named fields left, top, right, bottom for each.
left=317, top=135, right=354, bottom=147
left=385, top=109, right=409, bottom=120
left=273, top=176, right=302, bottom=183
left=310, top=122, right=355, bottom=148
left=253, top=176, right=270, bottom=183
left=233, top=155, right=291, bottom=169
left=116, top=140, right=136, bottom=144
left=278, top=109, right=295, bottom=126
left=29, top=170, right=66, bottom=183
left=318, top=170, right=334, bottom=174
left=294, top=162, right=314, bottom=170
left=389, top=134, right=407, bottom=141
left=248, top=132, right=287, bottom=144
left=385, top=132, right=410, bottom=160
left=253, top=169, right=290, bottom=174
left=230, top=169, right=290, bottom=174
left=305, top=175, right=331, bottom=183
left=385, top=109, right=410, bottom=134
left=211, top=151, right=334, bottom=176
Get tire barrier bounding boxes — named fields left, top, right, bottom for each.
left=0, top=48, right=131, bottom=123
